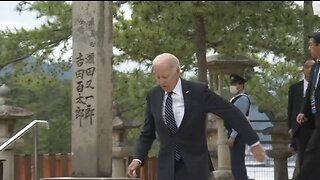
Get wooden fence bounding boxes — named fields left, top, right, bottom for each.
left=14, top=153, right=72, bottom=180
left=13, top=154, right=156, bottom=180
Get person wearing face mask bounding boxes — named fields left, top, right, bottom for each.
left=224, top=74, right=252, bottom=180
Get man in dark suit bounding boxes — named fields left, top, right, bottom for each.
left=296, top=32, right=320, bottom=180
left=287, top=59, right=315, bottom=179
left=127, top=53, right=266, bottom=180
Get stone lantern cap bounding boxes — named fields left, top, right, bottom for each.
left=112, top=102, right=141, bottom=130
left=113, top=116, right=141, bottom=130
left=0, top=106, right=33, bottom=119
left=206, top=54, right=260, bottom=79
left=0, top=84, right=33, bottom=119
left=206, top=54, right=260, bottom=67
left=262, top=112, right=288, bottom=136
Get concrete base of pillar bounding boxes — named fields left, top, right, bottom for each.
left=112, top=147, right=132, bottom=178
left=112, top=158, right=126, bottom=177
left=0, top=150, right=14, bottom=180
left=213, top=170, right=233, bottom=180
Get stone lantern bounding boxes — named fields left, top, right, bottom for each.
left=206, top=54, right=259, bottom=180
left=262, top=112, right=293, bottom=180
left=0, top=84, right=33, bottom=180
left=112, top=102, right=141, bottom=177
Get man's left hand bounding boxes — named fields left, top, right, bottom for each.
left=227, top=137, right=235, bottom=147
left=250, top=144, right=266, bottom=162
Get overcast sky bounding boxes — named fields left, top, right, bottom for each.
left=1, top=1, right=319, bottom=30
left=0, top=1, right=318, bottom=72
left=0, top=1, right=46, bottom=30
left=0, top=1, right=131, bottom=30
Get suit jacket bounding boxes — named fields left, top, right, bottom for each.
left=298, top=62, right=320, bottom=179
left=288, top=80, right=314, bottom=165
left=302, top=62, right=320, bottom=124
left=134, top=79, right=259, bottom=180
left=288, top=81, right=314, bottom=137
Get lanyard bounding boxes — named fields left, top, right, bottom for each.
left=315, top=66, right=320, bottom=90
left=311, top=62, right=320, bottom=114
left=312, top=62, right=320, bottom=93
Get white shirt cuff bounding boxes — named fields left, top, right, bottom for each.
left=250, top=141, right=260, bottom=147
left=133, top=159, right=142, bottom=165
left=230, top=129, right=238, bottom=139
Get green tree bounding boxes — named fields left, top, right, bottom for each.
left=303, top=1, right=314, bottom=59
left=113, top=1, right=320, bottom=124
left=114, top=1, right=307, bottom=84
left=246, top=58, right=301, bottom=120
left=0, top=1, right=72, bottom=72
left=3, top=1, right=320, bottom=154
left=3, top=71, right=72, bottom=154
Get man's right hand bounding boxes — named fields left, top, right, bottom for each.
left=296, top=113, right=305, bottom=124
left=127, top=159, right=141, bottom=178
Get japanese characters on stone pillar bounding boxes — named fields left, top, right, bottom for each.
left=72, top=1, right=113, bottom=177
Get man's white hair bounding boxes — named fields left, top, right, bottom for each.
left=152, top=53, right=180, bottom=69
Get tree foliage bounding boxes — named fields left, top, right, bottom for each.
left=113, top=1, right=320, bottom=121
left=246, top=58, right=302, bottom=121
left=114, top=2, right=313, bottom=79
left=2, top=72, right=72, bottom=154
left=0, top=1, right=72, bottom=71
left=2, top=1, right=320, bottom=153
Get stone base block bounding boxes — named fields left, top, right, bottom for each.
left=213, top=170, right=233, bottom=180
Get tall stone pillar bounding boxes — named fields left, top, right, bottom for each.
left=72, top=1, right=113, bottom=177
left=212, top=74, right=232, bottom=180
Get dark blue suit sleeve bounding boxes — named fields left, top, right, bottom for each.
left=134, top=92, right=156, bottom=163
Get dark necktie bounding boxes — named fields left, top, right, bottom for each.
left=312, top=62, right=320, bottom=89
left=165, top=92, right=181, bottom=161
left=311, top=62, right=320, bottom=114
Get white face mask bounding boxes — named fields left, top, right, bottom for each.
left=229, top=85, right=238, bottom=94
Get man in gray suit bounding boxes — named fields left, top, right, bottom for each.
left=127, top=53, right=265, bottom=180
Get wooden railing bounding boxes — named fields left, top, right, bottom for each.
left=13, top=152, right=288, bottom=180
left=14, top=154, right=156, bottom=180
left=14, top=153, right=72, bottom=180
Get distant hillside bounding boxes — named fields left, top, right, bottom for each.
left=0, top=56, right=72, bottom=80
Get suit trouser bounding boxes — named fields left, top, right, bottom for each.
left=296, top=126, right=313, bottom=167
left=297, top=130, right=320, bottom=180
left=230, top=137, right=248, bottom=180
left=292, top=130, right=311, bottom=179
left=174, top=159, right=214, bottom=180
left=174, top=159, right=186, bottom=180
left=297, top=147, right=320, bottom=179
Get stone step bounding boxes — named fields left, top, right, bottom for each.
left=40, top=178, right=140, bottom=180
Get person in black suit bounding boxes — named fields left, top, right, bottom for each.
left=296, top=32, right=320, bottom=180
left=127, top=53, right=266, bottom=180
left=287, top=59, right=315, bottom=179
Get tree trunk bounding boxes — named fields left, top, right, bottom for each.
left=194, top=15, right=208, bottom=84
left=303, top=1, right=313, bottom=60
